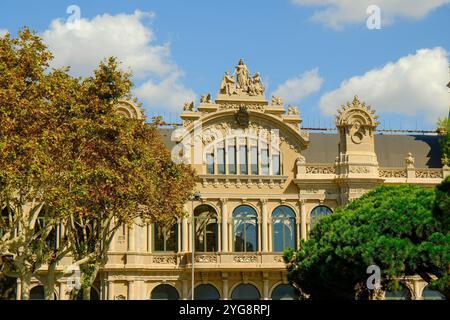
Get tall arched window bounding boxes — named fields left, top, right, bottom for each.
left=194, top=205, right=219, bottom=252
left=272, top=206, right=296, bottom=252
left=310, top=205, right=333, bottom=229
left=231, top=284, right=260, bottom=300
left=29, top=285, right=57, bottom=300
left=194, top=284, right=220, bottom=300
left=151, top=284, right=179, bottom=300
left=233, top=205, right=258, bottom=252
left=271, top=284, right=298, bottom=300
left=153, top=223, right=178, bottom=252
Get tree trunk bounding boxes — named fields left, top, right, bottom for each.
left=80, top=263, right=100, bottom=300
left=42, top=263, right=57, bottom=300
left=20, top=273, right=31, bottom=300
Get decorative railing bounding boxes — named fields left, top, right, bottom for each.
left=379, top=168, right=407, bottom=178
left=415, top=169, right=443, bottom=179
left=305, top=165, right=336, bottom=175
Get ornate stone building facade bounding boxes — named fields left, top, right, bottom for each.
left=23, top=60, right=448, bottom=300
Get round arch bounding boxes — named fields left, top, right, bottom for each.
left=309, top=205, right=333, bottom=229
left=29, top=285, right=58, bottom=300
left=150, top=284, right=180, bottom=300
left=76, top=286, right=100, bottom=300
left=270, top=282, right=298, bottom=300
left=194, top=283, right=221, bottom=300
left=230, top=283, right=261, bottom=300
left=181, top=109, right=308, bottom=150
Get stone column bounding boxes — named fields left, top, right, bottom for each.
left=222, top=273, right=229, bottom=300
left=182, top=217, right=188, bottom=252
left=182, top=279, right=189, bottom=300
left=107, top=279, right=114, bottom=300
left=221, top=198, right=228, bottom=252
left=263, top=273, right=269, bottom=300
left=300, top=200, right=307, bottom=240
left=261, top=199, right=268, bottom=252
left=128, top=280, right=135, bottom=300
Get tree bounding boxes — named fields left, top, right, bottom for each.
left=50, top=57, right=196, bottom=300
left=437, top=117, right=450, bottom=166
left=284, top=184, right=449, bottom=300
left=0, top=28, right=196, bottom=300
left=0, top=28, right=77, bottom=300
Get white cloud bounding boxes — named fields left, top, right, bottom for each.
left=273, top=68, right=324, bottom=104
left=292, top=0, right=450, bottom=29
left=135, top=72, right=196, bottom=112
left=319, top=47, right=449, bottom=124
left=0, top=29, right=8, bottom=37
left=41, top=10, right=195, bottom=113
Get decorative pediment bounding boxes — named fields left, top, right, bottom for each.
left=336, top=96, right=379, bottom=129
left=115, top=100, right=144, bottom=120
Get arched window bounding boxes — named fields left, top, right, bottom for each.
left=151, top=284, right=179, bottom=300
left=76, top=287, right=100, bottom=300
left=233, top=205, right=258, bottom=252
left=231, top=284, right=260, bottom=300
left=384, top=283, right=411, bottom=300
left=271, top=284, right=298, bottom=300
left=422, top=285, right=446, bottom=300
left=310, top=205, right=333, bottom=229
left=194, top=284, right=220, bottom=300
left=205, top=136, right=281, bottom=176
left=272, top=206, right=296, bottom=252
left=29, top=285, right=57, bottom=300
left=153, top=223, right=178, bottom=252
left=194, top=205, right=218, bottom=252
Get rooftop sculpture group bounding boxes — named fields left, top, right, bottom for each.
left=220, top=59, right=265, bottom=96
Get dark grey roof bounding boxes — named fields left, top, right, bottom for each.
left=302, top=133, right=443, bottom=168
left=158, top=128, right=177, bottom=150
left=157, top=129, right=443, bottom=169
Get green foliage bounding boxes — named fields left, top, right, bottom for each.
left=437, top=117, right=450, bottom=166
left=285, top=184, right=449, bottom=300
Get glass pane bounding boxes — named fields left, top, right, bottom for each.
left=206, top=153, right=214, bottom=174
left=271, top=284, right=297, bottom=300
left=273, top=222, right=284, bottom=252
left=228, top=145, right=236, bottom=174
left=195, top=284, right=220, bottom=300
left=231, top=284, right=260, bottom=300
left=217, top=147, right=225, bottom=174
left=272, top=154, right=280, bottom=175
left=422, top=287, right=446, bottom=300
left=205, top=223, right=217, bottom=252
left=310, top=206, right=333, bottom=229
left=239, top=145, right=248, bottom=174
left=154, top=224, right=177, bottom=252
left=261, top=148, right=269, bottom=175
left=234, top=221, right=245, bottom=252
left=251, top=146, right=258, bottom=175
left=245, top=222, right=257, bottom=252
left=151, top=285, right=179, bottom=300
left=284, top=220, right=296, bottom=249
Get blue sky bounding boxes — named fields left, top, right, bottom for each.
left=1, top=0, right=449, bottom=130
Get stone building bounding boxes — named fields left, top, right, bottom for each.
left=23, top=60, right=448, bottom=300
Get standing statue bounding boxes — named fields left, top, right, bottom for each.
left=234, top=59, right=250, bottom=92
left=220, top=72, right=236, bottom=95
